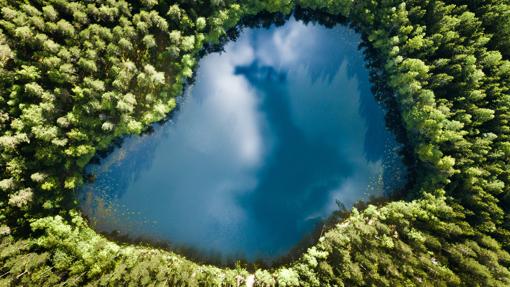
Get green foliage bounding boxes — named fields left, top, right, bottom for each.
left=0, top=0, right=510, bottom=286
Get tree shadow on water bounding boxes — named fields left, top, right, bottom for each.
left=233, top=61, right=354, bottom=260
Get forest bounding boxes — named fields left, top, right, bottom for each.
left=0, top=0, right=510, bottom=286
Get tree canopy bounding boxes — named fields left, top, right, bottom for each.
left=0, top=0, right=510, bottom=286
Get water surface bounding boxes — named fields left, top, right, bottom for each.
left=80, top=18, right=407, bottom=262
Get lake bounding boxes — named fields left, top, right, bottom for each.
left=79, top=18, right=407, bottom=262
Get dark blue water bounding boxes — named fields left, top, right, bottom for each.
left=80, top=19, right=407, bottom=261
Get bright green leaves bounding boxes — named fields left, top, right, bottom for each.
left=116, top=93, right=137, bottom=114
left=14, top=26, right=33, bottom=43
left=42, top=5, right=58, bottom=21
left=16, top=65, right=41, bottom=82
left=167, top=4, right=182, bottom=22
left=8, top=188, right=33, bottom=208
left=196, top=17, right=206, bottom=31
left=0, top=0, right=508, bottom=286
left=64, top=145, right=96, bottom=168
left=276, top=268, right=300, bottom=287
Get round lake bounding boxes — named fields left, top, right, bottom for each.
left=79, top=18, right=407, bottom=262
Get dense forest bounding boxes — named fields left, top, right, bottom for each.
left=1, top=0, right=510, bottom=286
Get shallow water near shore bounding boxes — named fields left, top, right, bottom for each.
left=79, top=18, right=407, bottom=262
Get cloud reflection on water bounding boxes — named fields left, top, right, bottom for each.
left=80, top=18, right=406, bottom=261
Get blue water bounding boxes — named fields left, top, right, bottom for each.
left=79, top=19, right=407, bottom=261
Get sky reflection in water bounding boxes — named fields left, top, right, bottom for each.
left=80, top=18, right=407, bottom=261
